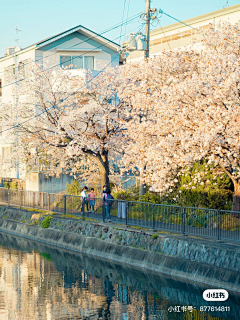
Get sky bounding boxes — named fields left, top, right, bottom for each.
left=0, top=0, right=239, bottom=57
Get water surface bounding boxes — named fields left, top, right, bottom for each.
left=0, top=232, right=239, bottom=320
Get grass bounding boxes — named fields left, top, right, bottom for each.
left=59, top=214, right=83, bottom=220
left=130, top=226, right=149, bottom=231
left=20, top=207, right=55, bottom=215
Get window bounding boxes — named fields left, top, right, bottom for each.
left=72, top=56, right=83, bottom=69
left=85, top=56, right=94, bottom=70
left=60, top=56, right=71, bottom=68
left=18, top=62, right=25, bottom=77
left=4, top=65, right=15, bottom=85
left=60, top=56, right=94, bottom=70
left=2, top=147, right=12, bottom=159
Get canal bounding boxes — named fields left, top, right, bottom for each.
left=0, top=232, right=239, bottom=320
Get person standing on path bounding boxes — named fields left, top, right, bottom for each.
left=81, top=186, right=89, bottom=213
left=101, top=185, right=108, bottom=217
left=104, top=188, right=114, bottom=222
left=88, top=188, right=96, bottom=213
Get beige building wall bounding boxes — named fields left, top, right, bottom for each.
left=127, top=3, right=240, bottom=61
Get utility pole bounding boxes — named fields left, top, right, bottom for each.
left=15, top=27, right=21, bottom=179
left=139, top=0, right=151, bottom=199
left=144, top=0, right=151, bottom=59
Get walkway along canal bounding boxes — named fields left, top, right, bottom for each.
left=1, top=187, right=240, bottom=242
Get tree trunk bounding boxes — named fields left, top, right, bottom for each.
left=96, top=151, right=110, bottom=189
left=232, top=183, right=240, bottom=212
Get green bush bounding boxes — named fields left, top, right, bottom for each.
left=3, top=181, right=18, bottom=189
left=113, top=185, right=159, bottom=204
left=140, top=192, right=160, bottom=204
left=66, top=180, right=82, bottom=196
left=112, top=190, right=134, bottom=201
left=41, top=216, right=52, bottom=228
left=164, top=160, right=233, bottom=210
left=152, top=233, right=159, bottom=240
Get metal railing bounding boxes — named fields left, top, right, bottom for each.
left=0, top=187, right=240, bottom=242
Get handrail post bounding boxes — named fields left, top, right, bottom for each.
left=64, top=195, right=66, bottom=215
left=125, top=201, right=128, bottom=226
left=182, top=207, right=186, bottom=235
left=48, top=193, right=50, bottom=212
left=33, top=192, right=35, bottom=209
left=82, top=196, right=85, bottom=220
left=218, top=210, right=221, bottom=241
left=102, top=197, right=105, bottom=222
left=152, top=204, right=155, bottom=230
left=20, top=190, right=22, bottom=210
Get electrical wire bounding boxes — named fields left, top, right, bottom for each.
left=159, top=20, right=171, bottom=50
left=0, top=17, right=142, bottom=91
left=119, top=0, right=127, bottom=44
left=160, top=10, right=197, bottom=30
left=0, top=24, right=145, bottom=134
left=0, top=13, right=141, bottom=76
left=124, top=0, right=131, bottom=36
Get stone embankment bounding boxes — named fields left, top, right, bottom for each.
left=0, top=206, right=240, bottom=292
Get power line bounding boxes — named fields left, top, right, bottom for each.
left=0, top=13, right=141, bottom=76
left=0, top=18, right=142, bottom=91
left=119, top=0, right=127, bottom=44
left=160, top=10, right=197, bottom=30
left=1, top=24, right=144, bottom=135
left=159, top=20, right=171, bottom=50
left=124, top=0, right=131, bottom=36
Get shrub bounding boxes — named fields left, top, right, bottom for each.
left=66, top=180, right=82, bottom=196
left=152, top=233, right=159, bottom=240
left=163, top=160, right=233, bottom=210
left=112, top=190, right=134, bottom=201
left=140, top=192, right=160, bottom=204
left=3, top=181, right=18, bottom=189
left=41, top=216, right=52, bottom=228
left=113, top=185, right=158, bottom=203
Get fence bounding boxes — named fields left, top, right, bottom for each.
left=0, top=188, right=240, bottom=242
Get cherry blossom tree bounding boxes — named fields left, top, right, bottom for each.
left=154, top=22, right=240, bottom=211
left=117, top=53, right=195, bottom=193
left=119, top=23, right=240, bottom=211
left=1, top=63, right=126, bottom=188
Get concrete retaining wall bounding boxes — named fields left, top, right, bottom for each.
left=0, top=206, right=240, bottom=292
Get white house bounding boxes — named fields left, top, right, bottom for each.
left=0, top=25, right=120, bottom=192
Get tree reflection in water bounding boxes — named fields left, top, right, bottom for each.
left=0, top=232, right=238, bottom=320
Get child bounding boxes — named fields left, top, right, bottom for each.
left=88, top=188, right=96, bottom=213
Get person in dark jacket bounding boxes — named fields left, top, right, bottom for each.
left=103, top=188, right=114, bottom=222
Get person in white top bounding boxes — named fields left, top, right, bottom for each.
left=81, top=186, right=89, bottom=213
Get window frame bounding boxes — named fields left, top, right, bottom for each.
left=60, top=55, right=94, bottom=70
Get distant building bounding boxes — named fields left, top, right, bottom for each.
left=0, top=25, right=120, bottom=191
left=127, top=3, right=240, bottom=61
